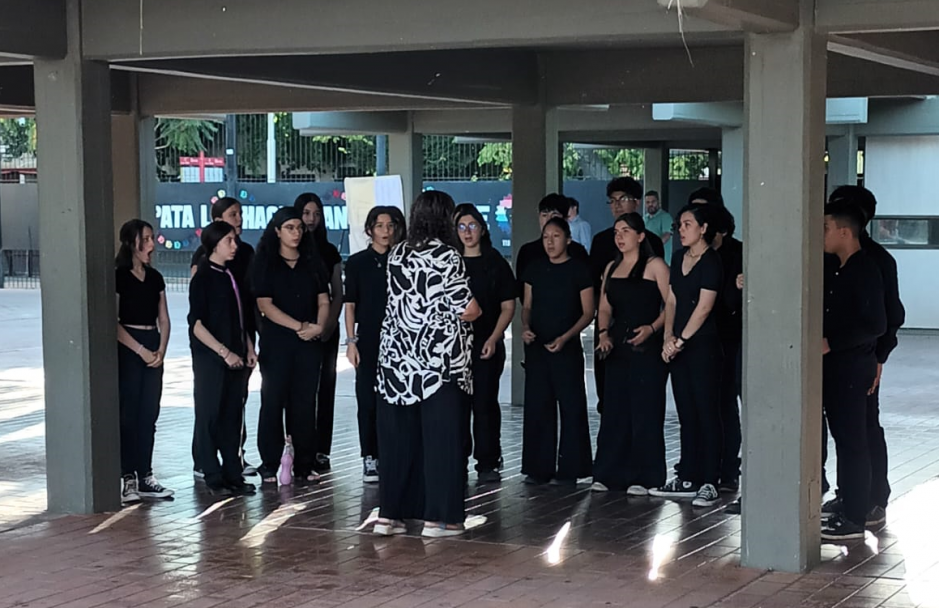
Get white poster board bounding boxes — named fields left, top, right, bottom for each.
left=344, top=175, right=405, bottom=255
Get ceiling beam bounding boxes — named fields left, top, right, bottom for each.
left=136, top=73, right=488, bottom=116
left=0, top=0, right=66, bottom=59
left=828, top=32, right=939, bottom=78
left=116, top=50, right=535, bottom=106
left=654, top=0, right=798, bottom=33
left=80, top=0, right=732, bottom=61
left=818, top=0, right=939, bottom=34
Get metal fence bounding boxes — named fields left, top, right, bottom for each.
left=1, top=117, right=38, bottom=184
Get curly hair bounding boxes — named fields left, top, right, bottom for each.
left=407, top=190, right=457, bottom=250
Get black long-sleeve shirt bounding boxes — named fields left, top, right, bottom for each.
left=716, top=236, right=743, bottom=345
left=860, top=232, right=905, bottom=364
left=824, top=250, right=887, bottom=357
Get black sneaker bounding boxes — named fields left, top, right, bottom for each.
left=866, top=505, right=886, bottom=527
left=821, top=495, right=843, bottom=520
left=242, top=461, right=258, bottom=476
left=138, top=474, right=174, bottom=498
left=724, top=499, right=741, bottom=515
left=692, top=483, right=720, bottom=507
left=314, top=453, right=331, bottom=472
left=649, top=478, right=699, bottom=498
left=121, top=474, right=140, bottom=505
left=718, top=479, right=739, bottom=493
left=477, top=470, right=502, bottom=483
left=821, top=514, right=865, bottom=541
left=363, top=456, right=379, bottom=483
left=227, top=480, right=257, bottom=495
left=193, top=468, right=205, bottom=479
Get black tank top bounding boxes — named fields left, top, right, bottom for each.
left=605, top=276, right=663, bottom=353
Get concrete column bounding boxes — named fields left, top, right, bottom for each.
left=510, top=104, right=559, bottom=406
left=643, top=146, right=667, bottom=207
left=112, top=114, right=157, bottom=243
left=34, top=0, right=121, bottom=514
left=826, top=127, right=858, bottom=196
left=388, top=115, right=423, bottom=210
left=741, top=12, right=826, bottom=572
left=721, top=128, right=744, bottom=224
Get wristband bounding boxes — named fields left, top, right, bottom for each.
left=598, top=328, right=609, bottom=335
left=135, top=344, right=144, bottom=355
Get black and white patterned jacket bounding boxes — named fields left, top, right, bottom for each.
left=378, top=240, right=474, bottom=405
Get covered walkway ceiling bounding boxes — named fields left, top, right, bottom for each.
left=4, top=0, right=939, bottom=117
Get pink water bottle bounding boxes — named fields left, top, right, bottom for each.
left=279, top=435, right=294, bottom=486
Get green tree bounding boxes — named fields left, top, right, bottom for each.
left=669, top=152, right=710, bottom=180
left=0, top=117, right=37, bottom=158
left=155, top=118, right=219, bottom=154
left=593, top=148, right=644, bottom=178
left=475, top=142, right=512, bottom=180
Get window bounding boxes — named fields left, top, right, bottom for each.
left=869, top=217, right=939, bottom=249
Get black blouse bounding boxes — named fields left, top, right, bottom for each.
left=188, top=261, right=247, bottom=359
left=464, top=248, right=516, bottom=350
left=670, top=248, right=723, bottom=340
left=253, top=255, right=328, bottom=347
left=344, top=246, right=389, bottom=352
left=523, top=256, right=593, bottom=345
left=116, top=266, right=165, bottom=326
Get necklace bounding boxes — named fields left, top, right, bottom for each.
left=281, top=254, right=300, bottom=262
left=686, top=246, right=706, bottom=259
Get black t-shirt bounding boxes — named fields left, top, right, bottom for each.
left=515, top=238, right=589, bottom=298
left=116, top=266, right=165, bottom=326
left=590, top=226, right=665, bottom=296
left=318, top=240, right=343, bottom=301
left=464, top=248, right=516, bottom=349
left=188, top=261, right=247, bottom=358
left=344, top=246, right=389, bottom=351
left=253, top=255, right=327, bottom=346
left=670, top=248, right=723, bottom=340
left=523, top=256, right=593, bottom=344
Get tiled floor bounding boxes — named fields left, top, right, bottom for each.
left=2, top=289, right=939, bottom=607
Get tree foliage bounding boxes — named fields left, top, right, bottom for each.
left=0, top=117, right=37, bottom=158
left=155, top=118, right=219, bottom=153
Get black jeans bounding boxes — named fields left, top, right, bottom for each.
left=257, top=340, right=322, bottom=477
left=670, top=336, right=723, bottom=486
left=718, top=339, right=742, bottom=484
left=118, top=327, right=163, bottom=478
left=377, top=382, right=469, bottom=525
left=466, top=342, right=505, bottom=473
left=355, top=340, right=380, bottom=459
left=823, top=352, right=876, bottom=527
left=315, top=330, right=340, bottom=456
left=522, top=341, right=593, bottom=482
left=192, top=352, right=247, bottom=485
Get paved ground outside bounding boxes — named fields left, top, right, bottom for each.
left=1, top=289, right=938, bottom=607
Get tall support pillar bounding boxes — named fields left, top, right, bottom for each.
left=721, top=128, right=745, bottom=223
left=826, top=128, right=858, bottom=196
left=112, top=112, right=157, bottom=242
left=643, top=145, right=668, bottom=208
left=34, top=0, right=121, bottom=514
left=741, top=8, right=826, bottom=572
left=510, top=104, right=559, bottom=406
left=388, top=115, right=423, bottom=211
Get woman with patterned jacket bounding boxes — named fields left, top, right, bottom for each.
left=373, top=191, right=482, bottom=538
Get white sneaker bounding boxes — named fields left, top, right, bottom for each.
left=627, top=485, right=650, bottom=496
left=692, top=483, right=720, bottom=507
left=591, top=481, right=609, bottom=492
left=374, top=519, right=406, bottom=536
left=138, top=474, right=175, bottom=498
left=121, top=475, right=140, bottom=505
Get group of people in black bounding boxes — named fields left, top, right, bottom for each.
left=114, top=177, right=902, bottom=543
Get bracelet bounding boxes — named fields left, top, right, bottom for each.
left=297, top=322, right=305, bottom=332
left=649, top=325, right=657, bottom=334
left=598, top=328, right=609, bottom=335
left=345, top=336, right=359, bottom=345
left=135, top=344, right=143, bottom=355
left=218, top=346, right=229, bottom=358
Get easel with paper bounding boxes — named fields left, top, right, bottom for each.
left=344, top=175, right=405, bottom=255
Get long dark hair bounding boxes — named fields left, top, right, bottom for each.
left=200, top=221, right=236, bottom=257
left=254, top=207, right=326, bottom=288
left=407, top=190, right=457, bottom=250
left=293, top=192, right=330, bottom=254
left=365, top=205, right=407, bottom=245
left=115, top=219, right=153, bottom=270
left=605, top=213, right=653, bottom=287
left=453, top=203, right=492, bottom=254
left=211, top=196, right=241, bottom=220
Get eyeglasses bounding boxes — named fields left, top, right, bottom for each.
left=608, top=196, right=639, bottom=206
left=457, top=222, right=480, bottom=233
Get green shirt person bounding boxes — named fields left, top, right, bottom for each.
left=643, top=191, right=673, bottom=264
